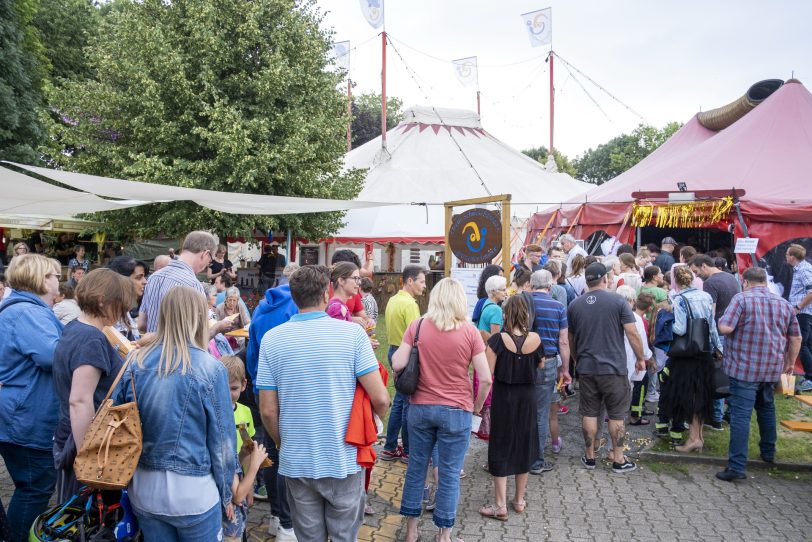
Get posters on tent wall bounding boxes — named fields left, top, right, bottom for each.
left=451, top=267, right=481, bottom=319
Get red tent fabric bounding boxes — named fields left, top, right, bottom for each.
left=529, top=80, right=812, bottom=260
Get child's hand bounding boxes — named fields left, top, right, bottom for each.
left=225, top=503, right=235, bottom=522
left=250, top=442, right=269, bottom=470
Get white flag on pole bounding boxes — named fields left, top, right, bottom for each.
left=452, top=57, right=478, bottom=88
left=332, top=41, right=351, bottom=74
left=521, top=7, right=552, bottom=47
left=359, top=0, right=384, bottom=29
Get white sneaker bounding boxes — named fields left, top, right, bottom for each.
left=268, top=515, right=279, bottom=536
left=276, top=526, right=298, bottom=541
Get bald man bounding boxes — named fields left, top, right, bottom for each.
left=153, top=254, right=171, bottom=271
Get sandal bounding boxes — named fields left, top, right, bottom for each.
left=479, top=503, right=508, bottom=521
left=511, top=500, right=527, bottom=513
left=629, top=418, right=650, bottom=426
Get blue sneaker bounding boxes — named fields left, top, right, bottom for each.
left=798, top=379, right=812, bottom=393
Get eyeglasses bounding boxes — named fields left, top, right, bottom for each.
left=349, top=276, right=362, bottom=283
left=204, top=250, right=213, bottom=262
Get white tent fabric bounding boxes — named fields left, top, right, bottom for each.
left=5, top=162, right=392, bottom=215
left=0, top=165, right=146, bottom=216
left=333, top=106, right=592, bottom=242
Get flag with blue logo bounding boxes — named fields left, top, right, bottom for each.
left=521, top=7, right=552, bottom=47
left=452, top=57, right=478, bottom=88
left=332, top=41, right=351, bottom=73
left=359, top=0, right=384, bottom=29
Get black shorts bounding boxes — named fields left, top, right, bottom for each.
left=579, top=374, right=631, bottom=420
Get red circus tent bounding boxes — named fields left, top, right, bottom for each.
left=527, top=79, right=812, bottom=268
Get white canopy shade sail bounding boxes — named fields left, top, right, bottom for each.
left=5, top=162, right=392, bottom=215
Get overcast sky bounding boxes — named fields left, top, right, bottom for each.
left=317, top=0, right=811, bottom=159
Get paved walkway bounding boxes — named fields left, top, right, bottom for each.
left=3, top=397, right=811, bottom=541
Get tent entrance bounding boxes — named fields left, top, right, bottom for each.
left=638, top=226, right=733, bottom=254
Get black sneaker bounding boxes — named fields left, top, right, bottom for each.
left=654, top=426, right=669, bottom=439
left=529, top=461, right=554, bottom=475
left=715, top=468, right=746, bottom=482
left=703, top=421, right=724, bottom=431
left=612, top=458, right=637, bottom=473
left=581, top=456, right=596, bottom=470
left=760, top=454, right=775, bottom=464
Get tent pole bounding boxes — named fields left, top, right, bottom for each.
left=381, top=31, right=388, bottom=149
left=347, top=79, right=352, bottom=152
left=477, top=90, right=481, bottom=116
left=549, top=50, right=555, bottom=155
left=733, top=199, right=757, bottom=268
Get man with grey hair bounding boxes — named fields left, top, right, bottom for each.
left=543, top=260, right=568, bottom=307
left=528, top=269, right=570, bottom=474
left=715, top=266, right=801, bottom=481
left=278, top=263, right=299, bottom=286
left=139, top=231, right=233, bottom=335
left=153, top=254, right=171, bottom=272
left=558, top=234, right=587, bottom=274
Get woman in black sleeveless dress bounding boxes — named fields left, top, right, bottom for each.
left=479, top=294, right=541, bottom=521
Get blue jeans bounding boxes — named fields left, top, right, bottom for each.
left=532, top=360, right=558, bottom=469
left=401, top=404, right=471, bottom=529
left=384, top=346, right=409, bottom=454
left=135, top=503, right=222, bottom=542
left=798, top=314, right=812, bottom=380
left=0, top=442, right=57, bottom=542
left=727, top=378, right=777, bottom=474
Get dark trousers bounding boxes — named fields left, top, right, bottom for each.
left=263, top=433, right=293, bottom=530
left=630, top=374, right=649, bottom=417
left=656, top=364, right=684, bottom=437
left=0, top=442, right=57, bottom=542
left=798, top=314, right=812, bottom=380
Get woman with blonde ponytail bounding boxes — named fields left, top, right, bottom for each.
left=116, top=286, right=236, bottom=541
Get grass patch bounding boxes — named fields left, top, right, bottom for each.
left=651, top=393, right=812, bottom=463
left=645, top=461, right=691, bottom=476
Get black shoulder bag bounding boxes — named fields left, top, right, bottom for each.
left=395, top=318, right=424, bottom=395
left=668, top=294, right=711, bottom=358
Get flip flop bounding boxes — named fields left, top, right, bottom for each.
left=629, top=418, right=651, bottom=426
left=479, top=503, right=508, bottom=521
left=511, top=500, right=527, bottom=513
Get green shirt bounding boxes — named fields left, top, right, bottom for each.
left=639, top=285, right=668, bottom=321
left=385, top=290, right=421, bottom=347
left=234, top=402, right=255, bottom=453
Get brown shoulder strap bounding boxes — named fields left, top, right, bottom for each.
left=97, top=353, right=137, bottom=414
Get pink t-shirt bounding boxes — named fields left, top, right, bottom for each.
left=403, top=318, right=485, bottom=412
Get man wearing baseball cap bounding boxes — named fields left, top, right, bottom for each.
left=654, top=237, right=677, bottom=273
left=567, top=263, right=647, bottom=473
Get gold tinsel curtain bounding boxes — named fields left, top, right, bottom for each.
left=631, top=197, right=734, bottom=229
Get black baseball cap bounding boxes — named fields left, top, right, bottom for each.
left=585, top=262, right=607, bottom=282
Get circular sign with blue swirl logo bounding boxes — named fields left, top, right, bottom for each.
left=448, top=208, right=503, bottom=264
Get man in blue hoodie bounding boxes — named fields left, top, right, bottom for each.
left=246, top=280, right=298, bottom=538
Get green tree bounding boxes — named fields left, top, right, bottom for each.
left=350, top=91, right=403, bottom=148
left=35, top=0, right=99, bottom=84
left=46, top=0, right=364, bottom=240
left=521, top=145, right=578, bottom=177
left=574, top=122, right=682, bottom=185
left=0, top=0, right=45, bottom=164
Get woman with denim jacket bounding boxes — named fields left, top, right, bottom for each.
left=0, top=254, right=63, bottom=542
left=661, top=265, right=722, bottom=454
left=115, top=286, right=236, bottom=541
left=392, top=278, right=492, bottom=542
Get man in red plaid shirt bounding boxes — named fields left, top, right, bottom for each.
left=715, top=267, right=801, bottom=481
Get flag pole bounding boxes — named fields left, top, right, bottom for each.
left=347, top=78, right=352, bottom=151
left=381, top=31, right=388, bottom=149
left=548, top=50, right=554, bottom=155
left=477, top=91, right=481, bottom=116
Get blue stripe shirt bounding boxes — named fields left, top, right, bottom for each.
left=256, top=311, right=378, bottom=479
left=139, top=259, right=205, bottom=333
left=790, top=260, right=812, bottom=316
left=531, top=291, right=568, bottom=357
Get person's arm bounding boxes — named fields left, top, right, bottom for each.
left=391, top=342, right=411, bottom=373
left=20, top=308, right=61, bottom=371
left=623, top=322, right=646, bottom=371
left=357, top=370, right=390, bottom=421
left=785, top=335, right=802, bottom=374
left=259, top=390, right=280, bottom=445
left=485, top=345, right=497, bottom=375
left=796, top=291, right=812, bottom=312
left=233, top=443, right=268, bottom=504
left=360, top=252, right=375, bottom=278
left=69, top=365, right=103, bottom=448
left=472, top=351, right=491, bottom=414
left=558, top=329, right=572, bottom=386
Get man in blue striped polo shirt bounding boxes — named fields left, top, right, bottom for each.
left=257, top=265, right=390, bottom=541
left=528, top=269, right=570, bottom=475
left=137, top=231, right=233, bottom=336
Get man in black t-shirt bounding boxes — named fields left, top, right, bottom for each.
left=568, top=263, right=646, bottom=473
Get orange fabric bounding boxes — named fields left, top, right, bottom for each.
left=346, top=360, right=389, bottom=468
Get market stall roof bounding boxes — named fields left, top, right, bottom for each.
left=2, top=162, right=393, bottom=215
left=332, top=106, right=592, bottom=243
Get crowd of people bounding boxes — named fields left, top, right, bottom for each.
left=0, top=229, right=809, bottom=541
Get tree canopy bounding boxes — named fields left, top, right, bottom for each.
left=573, top=122, right=682, bottom=185
left=45, top=0, right=364, bottom=239
left=521, top=146, right=578, bottom=177
left=350, top=91, right=403, bottom=148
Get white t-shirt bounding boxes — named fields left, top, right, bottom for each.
left=565, top=244, right=588, bottom=272
left=625, top=312, right=652, bottom=382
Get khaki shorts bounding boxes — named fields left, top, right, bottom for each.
left=579, top=374, right=631, bottom=420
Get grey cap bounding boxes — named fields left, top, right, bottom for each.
left=661, top=236, right=677, bottom=246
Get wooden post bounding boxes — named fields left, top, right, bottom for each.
left=444, top=204, right=452, bottom=277
left=501, top=196, right=511, bottom=273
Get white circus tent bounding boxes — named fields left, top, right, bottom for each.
left=325, top=106, right=591, bottom=270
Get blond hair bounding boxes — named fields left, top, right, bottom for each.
left=135, top=286, right=209, bottom=376
left=424, top=278, right=467, bottom=332
left=6, top=253, right=58, bottom=294
left=220, top=355, right=246, bottom=382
